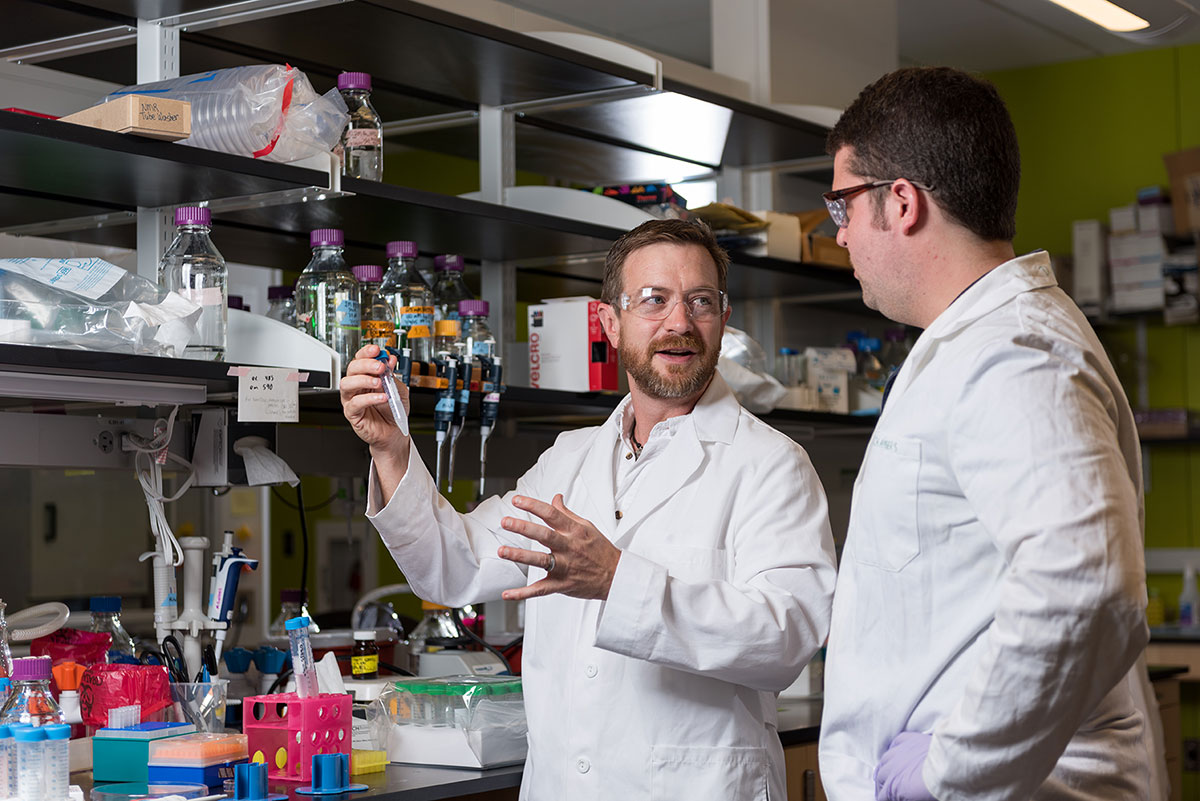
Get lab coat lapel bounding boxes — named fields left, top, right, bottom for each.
left=574, top=407, right=621, bottom=541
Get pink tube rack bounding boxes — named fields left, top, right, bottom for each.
left=242, top=693, right=352, bottom=783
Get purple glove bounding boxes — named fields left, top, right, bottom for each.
left=874, top=732, right=936, bottom=801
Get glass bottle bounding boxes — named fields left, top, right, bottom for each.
left=159, top=206, right=227, bottom=361
left=353, top=264, right=396, bottom=350
left=265, top=286, right=297, bottom=327
left=227, top=295, right=247, bottom=312
left=0, top=601, right=12, bottom=680
left=432, top=255, right=472, bottom=324
left=295, top=228, right=361, bottom=371
left=337, top=71, right=383, bottom=181
left=880, top=327, right=910, bottom=374
left=775, top=347, right=803, bottom=387
left=89, top=596, right=136, bottom=661
left=433, top=320, right=462, bottom=360
left=0, top=657, right=63, bottom=726
left=268, top=589, right=319, bottom=637
left=351, top=631, right=379, bottom=681
left=458, top=300, right=496, bottom=364
left=857, top=337, right=887, bottom=391
left=408, top=603, right=462, bottom=675
left=381, top=241, right=434, bottom=364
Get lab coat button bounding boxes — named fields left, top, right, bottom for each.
left=585, top=664, right=597, bottom=678
left=625, top=452, right=633, bottom=460
left=577, top=757, right=591, bottom=774
left=615, top=510, right=623, bottom=520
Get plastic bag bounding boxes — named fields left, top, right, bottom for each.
left=30, top=629, right=111, bottom=670
left=79, top=664, right=173, bottom=728
left=102, top=65, right=349, bottom=164
left=718, top=326, right=786, bottom=413
left=0, top=257, right=200, bottom=357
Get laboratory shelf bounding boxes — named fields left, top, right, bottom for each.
left=0, top=343, right=331, bottom=408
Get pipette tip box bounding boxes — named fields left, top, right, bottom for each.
left=92, top=722, right=196, bottom=783
left=147, top=732, right=249, bottom=788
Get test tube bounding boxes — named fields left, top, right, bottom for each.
left=372, top=350, right=410, bottom=436
left=13, top=725, right=44, bottom=801
left=0, top=725, right=15, bottom=799
left=43, top=725, right=69, bottom=801
left=285, top=616, right=320, bottom=699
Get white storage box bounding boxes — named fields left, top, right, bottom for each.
left=803, top=347, right=856, bottom=414
left=528, top=297, right=618, bottom=392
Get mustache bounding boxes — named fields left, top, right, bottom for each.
left=649, top=333, right=706, bottom=355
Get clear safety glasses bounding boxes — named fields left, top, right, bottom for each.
left=822, top=179, right=935, bottom=228
left=618, top=287, right=729, bottom=321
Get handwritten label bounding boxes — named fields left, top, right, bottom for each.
left=237, top=367, right=299, bottom=423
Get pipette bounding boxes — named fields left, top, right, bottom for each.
left=373, top=349, right=410, bottom=437
left=433, top=357, right=458, bottom=492
left=477, top=356, right=503, bottom=501
left=206, top=531, right=259, bottom=663
left=447, top=356, right=472, bottom=491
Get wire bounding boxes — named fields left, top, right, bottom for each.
left=297, top=482, right=309, bottom=611
left=451, top=607, right=512, bottom=675
left=270, top=485, right=340, bottom=512
left=128, top=405, right=195, bottom=567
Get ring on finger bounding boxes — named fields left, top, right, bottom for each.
left=546, top=552, right=556, bottom=574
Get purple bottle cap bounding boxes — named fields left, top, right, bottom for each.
left=352, top=264, right=384, bottom=283
left=268, top=285, right=294, bottom=300
left=459, top=299, right=489, bottom=317
left=228, top=295, right=245, bottom=311
left=337, top=71, right=372, bottom=91
left=434, top=254, right=464, bottom=272
left=386, top=240, right=418, bottom=259
left=280, top=588, right=306, bottom=603
left=12, top=656, right=51, bottom=682
left=174, top=206, right=210, bottom=227
left=310, top=228, right=344, bottom=248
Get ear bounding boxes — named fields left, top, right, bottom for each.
left=892, top=179, right=926, bottom=236
left=596, top=302, right=621, bottom=349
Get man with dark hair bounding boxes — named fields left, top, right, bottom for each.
left=342, top=218, right=837, bottom=799
left=819, top=67, right=1152, bottom=800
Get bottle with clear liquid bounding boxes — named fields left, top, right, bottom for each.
left=857, top=337, right=887, bottom=391
left=381, top=241, right=434, bottom=364
left=408, top=602, right=462, bottom=674
left=432, top=255, right=472, bottom=324
left=458, top=300, right=496, bottom=363
left=159, top=206, right=227, bottom=361
left=295, top=229, right=361, bottom=371
left=269, top=589, right=319, bottom=637
left=337, top=71, right=383, bottom=181
left=0, top=657, right=63, bottom=726
left=353, top=264, right=396, bottom=350
left=89, top=596, right=135, bottom=661
left=433, top=320, right=462, bottom=360
left=266, top=286, right=297, bottom=327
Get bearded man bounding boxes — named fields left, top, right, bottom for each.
left=341, top=218, right=837, bottom=801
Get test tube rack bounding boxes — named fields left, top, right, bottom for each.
left=242, top=692, right=352, bottom=783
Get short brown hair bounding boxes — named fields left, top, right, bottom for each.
left=601, top=218, right=730, bottom=307
left=827, top=66, right=1020, bottom=242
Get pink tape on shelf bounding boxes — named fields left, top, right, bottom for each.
left=227, top=366, right=253, bottom=377
left=285, top=372, right=309, bottom=382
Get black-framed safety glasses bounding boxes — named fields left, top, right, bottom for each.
left=823, top=179, right=935, bottom=228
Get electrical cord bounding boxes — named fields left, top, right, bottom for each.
left=270, top=485, right=340, bottom=512
left=128, top=405, right=195, bottom=567
left=451, top=607, right=512, bottom=675
left=296, top=482, right=309, bottom=612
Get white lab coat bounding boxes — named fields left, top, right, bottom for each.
left=820, top=252, right=1151, bottom=800
left=368, top=374, right=837, bottom=801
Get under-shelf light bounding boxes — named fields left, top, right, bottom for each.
left=1045, top=0, right=1150, bottom=31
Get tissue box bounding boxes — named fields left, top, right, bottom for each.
left=803, top=347, right=856, bottom=414
left=61, top=95, right=191, bottom=141
left=528, top=297, right=618, bottom=392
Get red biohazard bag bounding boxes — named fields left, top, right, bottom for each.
left=78, top=664, right=172, bottom=728
left=30, top=629, right=111, bottom=668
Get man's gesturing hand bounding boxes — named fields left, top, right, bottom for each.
left=497, top=494, right=621, bottom=601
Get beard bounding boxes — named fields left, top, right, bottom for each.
left=620, top=331, right=719, bottom=400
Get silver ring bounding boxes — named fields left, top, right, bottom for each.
left=546, top=552, right=556, bottom=574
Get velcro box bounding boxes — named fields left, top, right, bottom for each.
left=61, top=95, right=191, bottom=141
left=527, top=297, right=618, bottom=392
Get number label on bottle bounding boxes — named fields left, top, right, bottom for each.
left=472, top=342, right=491, bottom=356
left=346, top=128, right=382, bottom=148
left=336, top=299, right=361, bottom=329
left=400, top=307, right=433, bottom=338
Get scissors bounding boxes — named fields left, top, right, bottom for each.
left=195, top=644, right=218, bottom=683
left=160, top=635, right=190, bottom=683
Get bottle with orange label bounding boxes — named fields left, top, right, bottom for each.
left=381, top=240, right=434, bottom=363
left=353, top=264, right=397, bottom=350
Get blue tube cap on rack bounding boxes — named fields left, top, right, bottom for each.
left=43, top=725, right=70, bottom=740
left=13, top=727, right=45, bottom=743
left=285, top=616, right=312, bottom=631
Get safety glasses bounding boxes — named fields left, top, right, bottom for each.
left=823, top=179, right=935, bottom=228
left=618, top=287, right=729, bottom=321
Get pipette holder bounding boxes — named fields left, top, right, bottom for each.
left=243, top=693, right=352, bottom=783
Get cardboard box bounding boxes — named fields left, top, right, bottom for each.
left=1137, top=202, right=1174, bottom=235
left=749, top=210, right=802, bottom=261
left=1108, top=232, right=1165, bottom=312
left=1109, top=205, right=1138, bottom=234
left=61, top=95, right=191, bottom=141
left=810, top=234, right=851, bottom=268
left=527, top=297, right=618, bottom=392
left=1071, top=220, right=1107, bottom=315
left=803, top=346, right=856, bottom=414
left=1163, top=147, right=1200, bottom=234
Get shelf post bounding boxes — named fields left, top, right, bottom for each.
left=479, top=104, right=518, bottom=369
left=135, top=19, right=181, bottom=282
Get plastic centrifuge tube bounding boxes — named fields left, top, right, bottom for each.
left=43, top=725, right=69, bottom=801
left=373, top=350, right=409, bottom=436
left=13, top=725, right=44, bottom=801
left=0, top=725, right=15, bottom=799
left=286, top=616, right=320, bottom=699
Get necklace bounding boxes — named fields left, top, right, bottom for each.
left=630, top=429, right=644, bottom=458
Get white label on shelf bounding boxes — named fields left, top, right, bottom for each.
left=0, top=257, right=124, bottom=300
left=236, top=367, right=299, bottom=423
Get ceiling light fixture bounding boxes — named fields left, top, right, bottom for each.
left=1045, top=0, right=1151, bottom=31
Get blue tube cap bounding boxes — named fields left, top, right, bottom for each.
left=284, top=616, right=311, bottom=631
left=13, top=727, right=45, bottom=742
left=0, top=725, right=11, bottom=739
left=43, top=725, right=70, bottom=740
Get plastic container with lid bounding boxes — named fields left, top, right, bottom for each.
left=148, top=732, right=248, bottom=767
left=286, top=617, right=319, bottom=699
left=0, top=657, right=63, bottom=726
left=337, top=71, right=383, bottom=181
left=13, top=725, right=44, bottom=801
left=295, top=228, right=360, bottom=371
left=351, top=631, right=379, bottom=681
left=432, top=254, right=472, bottom=323
left=381, top=240, right=433, bottom=363
left=90, top=783, right=211, bottom=800
left=91, top=595, right=136, bottom=660
left=0, top=724, right=15, bottom=799
left=43, top=724, right=69, bottom=801
left=265, top=286, right=297, bottom=327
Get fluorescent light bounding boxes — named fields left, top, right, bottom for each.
left=1046, top=0, right=1150, bottom=31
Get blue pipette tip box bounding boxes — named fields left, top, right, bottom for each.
left=93, top=722, right=197, bottom=783
left=96, top=722, right=195, bottom=740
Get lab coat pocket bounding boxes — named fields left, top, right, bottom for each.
left=849, top=434, right=922, bottom=572
left=650, top=744, right=769, bottom=801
